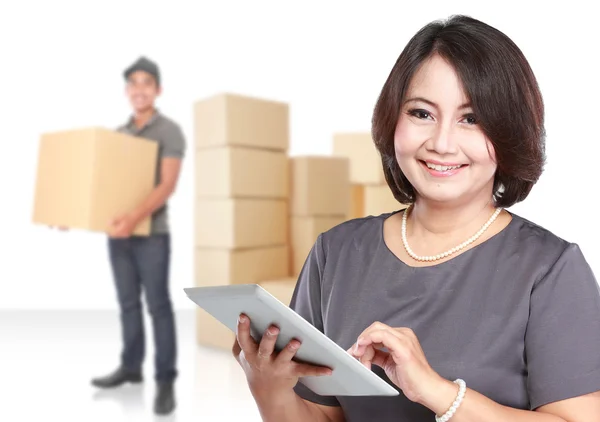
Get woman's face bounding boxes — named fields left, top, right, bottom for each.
left=394, top=54, right=497, bottom=206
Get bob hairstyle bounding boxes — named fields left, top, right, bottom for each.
left=372, top=15, right=545, bottom=208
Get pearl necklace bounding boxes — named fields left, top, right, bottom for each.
left=401, top=205, right=502, bottom=262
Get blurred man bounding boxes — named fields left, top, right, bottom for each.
left=90, top=56, right=185, bottom=416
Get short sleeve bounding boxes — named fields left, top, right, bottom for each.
left=161, top=123, right=186, bottom=159
left=289, top=234, right=341, bottom=407
left=525, top=243, right=600, bottom=409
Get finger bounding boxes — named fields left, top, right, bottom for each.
left=235, top=314, right=258, bottom=356
left=257, top=324, right=280, bottom=359
left=356, top=342, right=387, bottom=370
left=354, top=343, right=385, bottom=357
left=292, top=361, right=333, bottom=377
left=368, top=349, right=390, bottom=370
left=359, top=344, right=377, bottom=370
left=275, top=338, right=301, bottom=363
left=367, top=321, right=390, bottom=332
left=356, top=330, right=404, bottom=357
left=354, top=335, right=388, bottom=356
left=352, top=323, right=397, bottom=353
left=359, top=325, right=405, bottom=343
left=360, top=321, right=395, bottom=337
left=396, top=327, right=416, bottom=338
left=358, top=329, right=400, bottom=346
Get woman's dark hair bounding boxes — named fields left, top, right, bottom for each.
left=372, top=15, right=545, bottom=208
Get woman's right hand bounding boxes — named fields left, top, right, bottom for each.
left=232, top=313, right=333, bottom=397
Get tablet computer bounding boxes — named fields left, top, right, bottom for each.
left=184, top=284, right=399, bottom=397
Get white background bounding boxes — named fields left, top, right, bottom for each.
left=1, top=1, right=597, bottom=310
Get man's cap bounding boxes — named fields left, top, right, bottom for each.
left=123, top=56, right=160, bottom=85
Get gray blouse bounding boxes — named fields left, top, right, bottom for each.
left=290, top=211, right=600, bottom=421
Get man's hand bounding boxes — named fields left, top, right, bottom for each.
left=111, top=157, right=181, bottom=237
left=108, top=214, right=138, bottom=238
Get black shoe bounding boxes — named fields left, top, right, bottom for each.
left=91, top=367, right=143, bottom=389
left=154, top=382, right=175, bottom=415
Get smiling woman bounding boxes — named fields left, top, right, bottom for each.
left=232, top=15, right=600, bottom=422
left=372, top=20, right=544, bottom=209
left=390, top=55, right=501, bottom=207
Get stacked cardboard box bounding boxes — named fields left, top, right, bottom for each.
left=193, top=100, right=409, bottom=351
left=31, top=127, right=157, bottom=235
left=289, top=156, right=350, bottom=276
left=194, top=93, right=296, bottom=350
left=333, top=133, right=407, bottom=219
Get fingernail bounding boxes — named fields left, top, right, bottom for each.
left=268, top=327, right=279, bottom=335
left=238, top=315, right=246, bottom=323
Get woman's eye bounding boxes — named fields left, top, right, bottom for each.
left=463, top=114, right=478, bottom=125
left=409, top=109, right=431, bottom=120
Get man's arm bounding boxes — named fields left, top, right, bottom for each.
left=109, top=121, right=186, bottom=237
left=129, top=157, right=182, bottom=224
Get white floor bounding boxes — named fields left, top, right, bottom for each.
left=0, top=310, right=263, bottom=422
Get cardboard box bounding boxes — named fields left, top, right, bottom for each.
left=350, top=185, right=365, bottom=220
left=290, top=156, right=350, bottom=217
left=196, top=308, right=235, bottom=351
left=364, top=185, right=407, bottom=216
left=291, top=216, right=345, bottom=275
left=195, top=246, right=290, bottom=286
left=32, top=127, right=157, bottom=235
left=332, top=133, right=385, bottom=185
left=259, top=278, right=298, bottom=306
left=195, top=198, right=288, bottom=249
left=194, top=93, right=289, bottom=152
left=196, top=147, right=288, bottom=199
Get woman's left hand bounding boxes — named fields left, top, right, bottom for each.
left=348, top=322, right=446, bottom=404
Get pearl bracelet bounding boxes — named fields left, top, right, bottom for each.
left=435, top=379, right=466, bottom=422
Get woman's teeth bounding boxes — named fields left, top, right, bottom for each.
left=426, top=162, right=462, bottom=171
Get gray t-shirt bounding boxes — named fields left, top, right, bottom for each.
left=290, top=211, right=600, bottom=421
left=117, top=111, right=186, bottom=234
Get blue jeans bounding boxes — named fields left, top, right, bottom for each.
left=108, top=234, right=177, bottom=382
